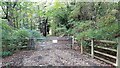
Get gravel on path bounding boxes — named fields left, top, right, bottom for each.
left=2, top=37, right=110, bottom=66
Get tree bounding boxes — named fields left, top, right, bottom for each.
left=1, top=1, right=18, bottom=26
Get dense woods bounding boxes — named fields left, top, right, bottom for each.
left=0, top=0, right=120, bottom=66
left=51, top=2, right=120, bottom=41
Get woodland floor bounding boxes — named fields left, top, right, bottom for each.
left=2, top=37, right=111, bottom=66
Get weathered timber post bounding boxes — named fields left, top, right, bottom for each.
left=91, top=38, right=94, bottom=59
left=81, top=39, right=83, bottom=54
left=71, top=36, right=74, bottom=49
left=116, top=37, right=120, bottom=67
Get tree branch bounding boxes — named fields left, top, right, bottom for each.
left=1, top=6, right=7, bottom=17
left=12, top=0, right=18, bottom=8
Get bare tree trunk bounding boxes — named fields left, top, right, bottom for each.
left=31, top=19, right=32, bottom=30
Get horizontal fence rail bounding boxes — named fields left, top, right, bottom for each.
left=80, top=39, right=119, bottom=66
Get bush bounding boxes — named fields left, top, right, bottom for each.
left=1, top=22, right=42, bottom=57
left=0, top=51, right=12, bottom=57
left=29, top=30, right=41, bottom=38
left=12, top=29, right=41, bottom=49
left=1, top=22, right=13, bottom=40
left=1, top=22, right=15, bottom=52
left=13, top=29, right=31, bottom=39
left=55, top=27, right=67, bottom=36
left=12, top=29, right=31, bottom=49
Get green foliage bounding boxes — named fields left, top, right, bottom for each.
left=13, top=29, right=30, bottom=39
left=12, top=29, right=30, bottom=49
left=1, top=22, right=15, bottom=52
left=1, top=2, right=44, bottom=57
left=1, top=21, right=13, bottom=40
left=82, top=41, right=91, bottom=47
left=12, top=29, right=41, bottom=49
left=66, top=2, right=119, bottom=41
left=0, top=51, right=12, bottom=57
left=55, top=26, right=67, bottom=36
left=30, top=30, right=41, bottom=38
left=1, top=22, right=41, bottom=57
left=1, top=1, right=119, bottom=57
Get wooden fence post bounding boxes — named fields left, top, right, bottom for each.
left=91, top=38, right=94, bottom=59
left=71, top=36, right=74, bottom=49
left=116, top=37, right=120, bottom=67
left=81, top=39, right=83, bottom=54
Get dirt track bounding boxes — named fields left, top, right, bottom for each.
left=23, top=43, right=109, bottom=66
left=2, top=37, right=110, bottom=66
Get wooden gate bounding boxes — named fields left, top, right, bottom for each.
left=80, top=39, right=120, bottom=66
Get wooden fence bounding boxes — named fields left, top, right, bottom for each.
left=79, top=38, right=120, bottom=67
